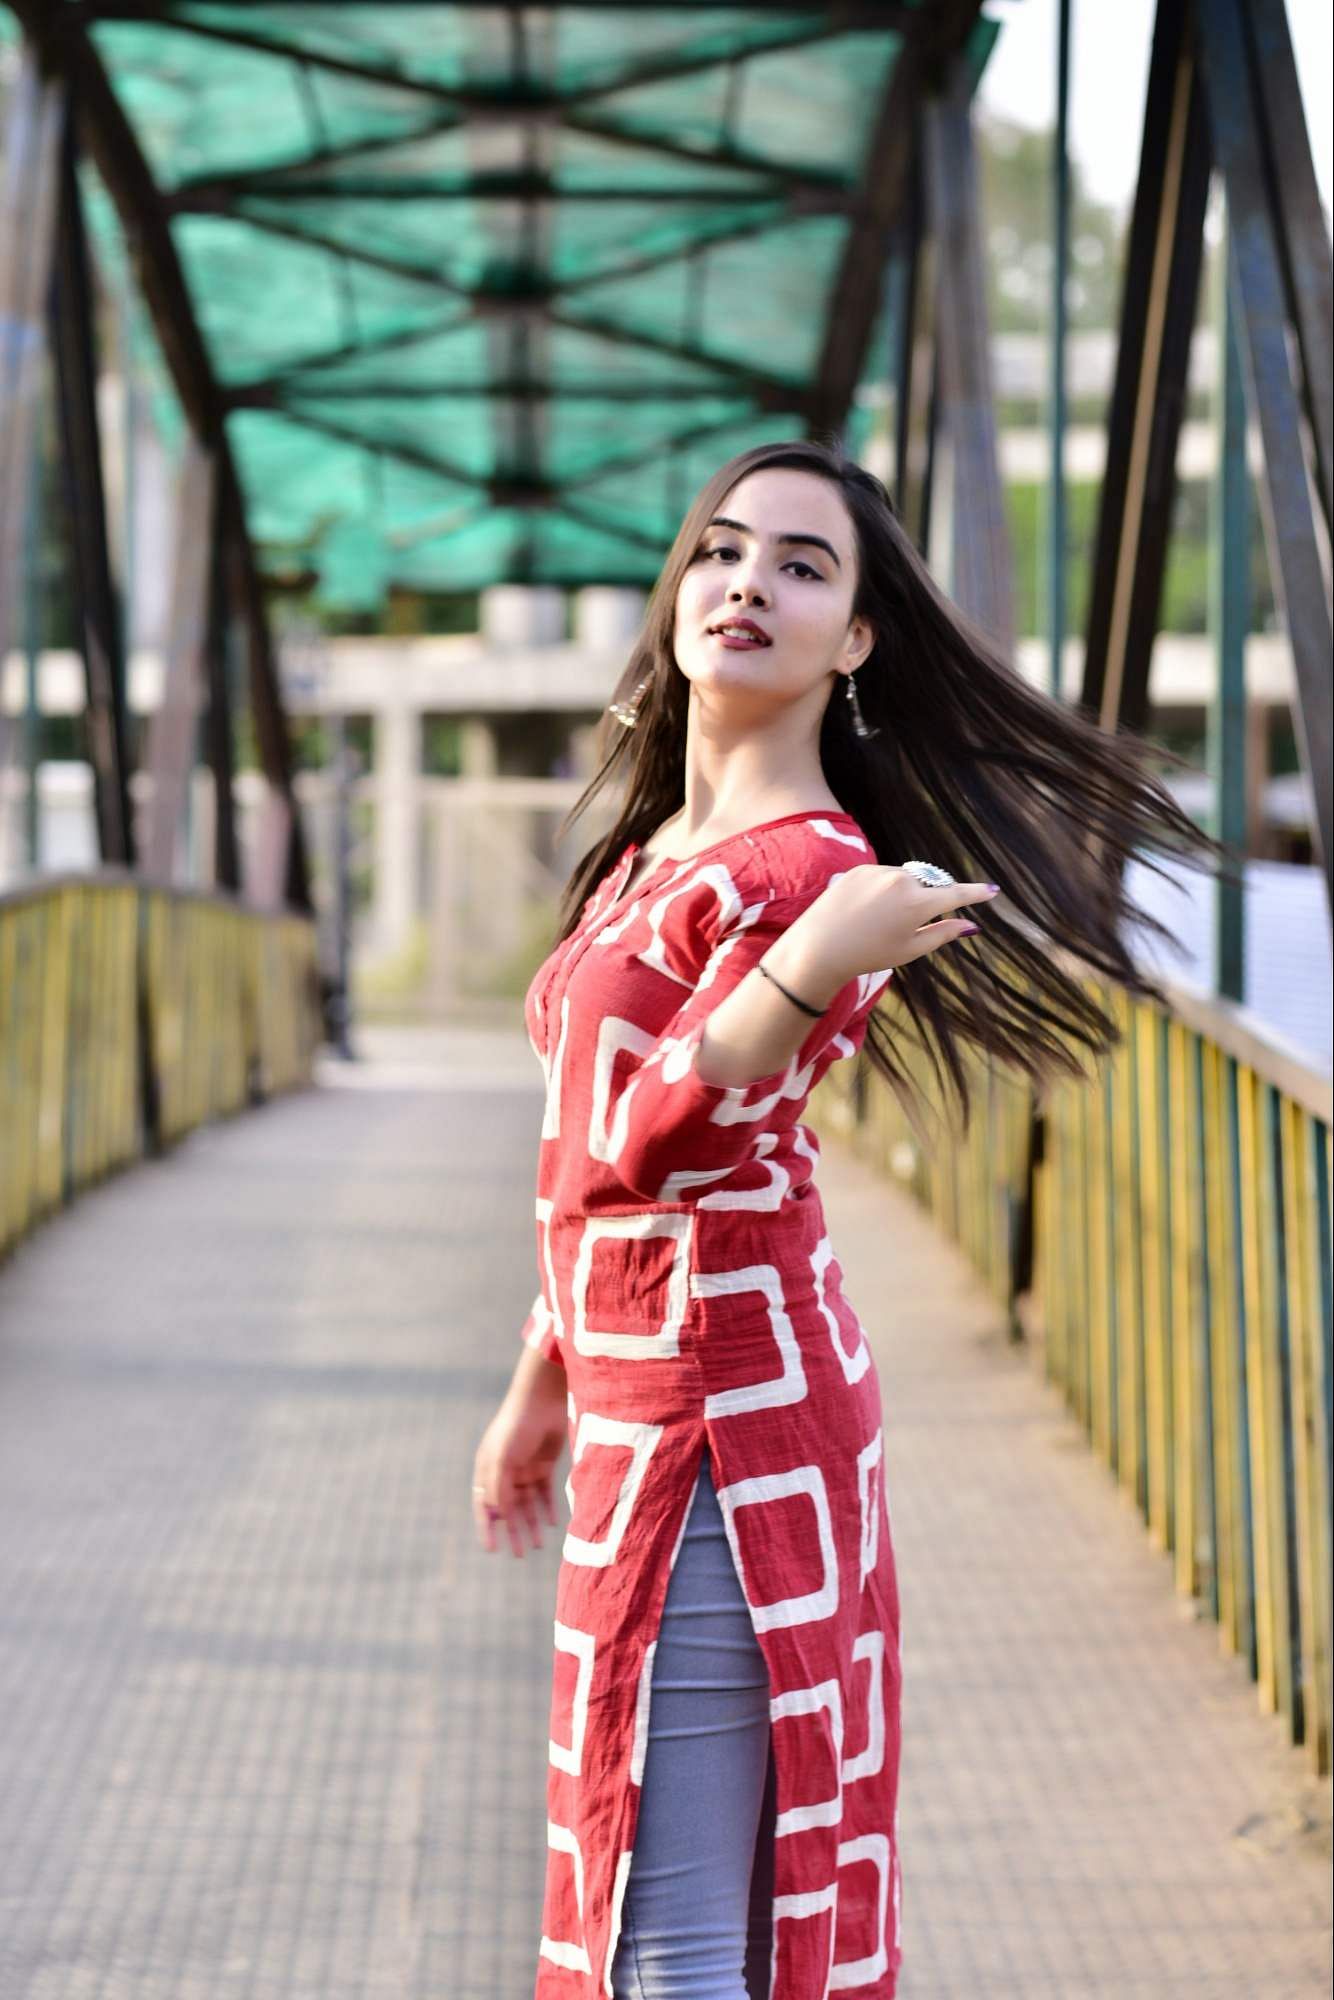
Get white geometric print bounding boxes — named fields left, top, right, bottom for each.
left=629, top=1639, right=656, bottom=1786
left=603, top=1848, right=634, bottom=1997
left=841, top=1630, right=886, bottom=1784
left=660, top=1130, right=791, bottom=1210
left=692, top=1263, right=808, bottom=1418
left=829, top=1832, right=891, bottom=1989
left=541, top=991, right=570, bottom=1140
left=812, top=1234, right=870, bottom=1384
left=770, top=1678, right=845, bottom=1835
left=562, top=1411, right=663, bottom=1568
left=570, top=1210, right=692, bottom=1359
left=716, top=1465, right=840, bottom=1630
left=549, top=1623, right=595, bottom=1775
left=588, top=1013, right=654, bottom=1164
left=856, top=1429, right=884, bottom=1586
left=539, top=1821, right=593, bottom=1973
left=769, top=1882, right=839, bottom=1992
left=632, top=863, right=746, bottom=986
left=535, top=1196, right=563, bottom=1341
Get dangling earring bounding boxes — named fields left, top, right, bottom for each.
left=845, top=669, right=880, bottom=740
left=608, top=674, right=652, bottom=728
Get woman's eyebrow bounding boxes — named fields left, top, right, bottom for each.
left=707, top=514, right=842, bottom=569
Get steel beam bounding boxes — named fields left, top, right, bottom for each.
left=1208, top=237, right=1250, bottom=1001
left=1240, top=0, right=1333, bottom=534
left=1081, top=0, right=1210, bottom=737
left=892, top=145, right=937, bottom=554
left=1049, top=0, right=1072, bottom=701
left=0, top=45, right=64, bottom=659
left=1196, top=0, right=1333, bottom=902
left=9, top=0, right=311, bottom=910
left=167, top=176, right=856, bottom=214
left=48, top=90, right=136, bottom=867
left=202, top=500, right=241, bottom=893
left=76, top=6, right=912, bottom=120
left=225, top=479, right=312, bottom=913
left=808, top=0, right=983, bottom=442
left=140, top=441, right=214, bottom=881
left=924, top=58, right=1014, bottom=654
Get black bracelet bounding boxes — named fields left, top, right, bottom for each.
left=757, top=958, right=827, bottom=1019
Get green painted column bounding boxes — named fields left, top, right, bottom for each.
left=1049, top=0, right=1072, bottom=702
left=1207, top=229, right=1249, bottom=1003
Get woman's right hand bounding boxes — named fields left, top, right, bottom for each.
left=471, top=1357, right=568, bottom=1558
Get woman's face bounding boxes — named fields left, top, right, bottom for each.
left=671, top=467, right=874, bottom=714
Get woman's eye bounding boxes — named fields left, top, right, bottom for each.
left=786, top=560, right=821, bottom=580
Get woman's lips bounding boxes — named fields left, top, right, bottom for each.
left=707, top=629, right=771, bottom=650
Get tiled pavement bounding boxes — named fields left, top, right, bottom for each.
left=0, top=1023, right=1328, bottom=2000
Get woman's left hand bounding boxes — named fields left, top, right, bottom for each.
left=784, top=864, right=1000, bottom=991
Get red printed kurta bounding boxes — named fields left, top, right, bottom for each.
left=520, top=810, right=904, bottom=1999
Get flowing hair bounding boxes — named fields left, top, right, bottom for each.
left=551, top=438, right=1238, bottom=1130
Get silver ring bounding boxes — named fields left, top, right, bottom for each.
left=900, top=859, right=956, bottom=887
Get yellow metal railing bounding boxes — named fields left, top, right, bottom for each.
left=814, top=969, right=1333, bottom=1776
left=1, top=873, right=322, bottom=1262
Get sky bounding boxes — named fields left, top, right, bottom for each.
left=978, top=0, right=1334, bottom=221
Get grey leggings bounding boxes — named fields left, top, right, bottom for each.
left=609, top=1450, right=776, bottom=2000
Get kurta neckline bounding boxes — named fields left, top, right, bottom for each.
left=624, top=807, right=862, bottom=874
left=610, top=809, right=863, bottom=919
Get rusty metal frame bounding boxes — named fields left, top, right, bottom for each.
left=48, top=86, right=137, bottom=867
left=809, top=0, right=983, bottom=442
left=1083, top=0, right=1330, bottom=905
left=0, top=43, right=64, bottom=657
left=1195, top=0, right=1332, bottom=901
left=1080, top=0, right=1212, bottom=742
left=9, top=0, right=312, bottom=911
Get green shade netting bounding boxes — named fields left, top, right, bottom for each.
left=4, top=3, right=996, bottom=606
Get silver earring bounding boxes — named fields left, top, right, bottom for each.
left=608, top=675, right=652, bottom=728
left=846, top=670, right=879, bottom=740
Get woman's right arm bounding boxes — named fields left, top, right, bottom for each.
left=473, top=1334, right=567, bottom=1558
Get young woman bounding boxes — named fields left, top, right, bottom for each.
left=471, top=440, right=1225, bottom=2000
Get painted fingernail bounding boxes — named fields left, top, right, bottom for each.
left=985, top=884, right=1001, bottom=893
left=960, top=923, right=980, bottom=935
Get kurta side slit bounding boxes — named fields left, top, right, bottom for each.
left=608, top=1445, right=778, bottom=1998
left=522, top=813, right=905, bottom=1999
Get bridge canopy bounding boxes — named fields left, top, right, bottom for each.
left=15, top=1, right=996, bottom=605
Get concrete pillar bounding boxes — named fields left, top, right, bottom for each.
left=572, top=586, right=646, bottom=652
left=480, top=585, right=566, bottom=648
left=370, top=698, right=422, bottom=959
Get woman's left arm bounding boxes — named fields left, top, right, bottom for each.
left=606, top=890, right=892, bottom=1203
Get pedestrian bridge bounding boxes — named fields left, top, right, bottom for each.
left=0, top=987, right=1328, bottom=1995
left=2, top=0, right=1331, bottom=1985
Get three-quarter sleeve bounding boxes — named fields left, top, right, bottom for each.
left=605, top=893, right=893, bottom=1203
left=519, top=1290, right=564, bottom=1367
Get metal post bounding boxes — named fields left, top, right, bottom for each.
left=1049, top=0, right=1071, bottom=701
left=49, top=95, right=137, bottom=867
left=924, top=58, right=1015, bottom=654
left=328, top=708, right=355, bottom=1061
left=21, top=427, right=43, bottom=868
left=1197, top=0, right=1333, bottom=909
left=1208, top=230, right=1249, bottom=1001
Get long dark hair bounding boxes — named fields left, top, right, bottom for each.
left=552, top=438, right=1237, bottom=1130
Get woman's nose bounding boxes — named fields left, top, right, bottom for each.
left=727, top=572, right=768, bottom=606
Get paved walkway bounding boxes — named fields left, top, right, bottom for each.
left=0, top=1024, right=1328, bottom=2000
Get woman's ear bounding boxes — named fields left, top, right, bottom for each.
left=844, top=615, right=875, bottom=674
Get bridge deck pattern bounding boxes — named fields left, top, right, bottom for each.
left=0, top=1025, right=1327, bottom=1999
